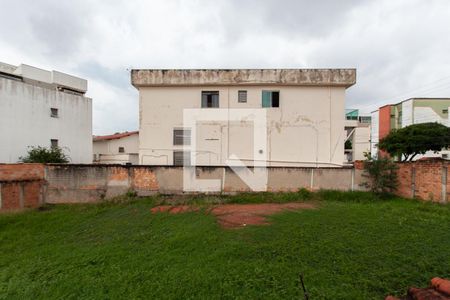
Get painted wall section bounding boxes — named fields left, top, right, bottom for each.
left=133, top=69, right=355, bottom=167
left=0, top=77, right=92, bottom=163
left=137, top=85, right=348, bottom=167
left=370, top=110, right=379, bottom=157
left=402, top=99, right=413, bottom=127
left=377, top=105, right=392, bottom=157
left=353, top=126, right=371, bottom=161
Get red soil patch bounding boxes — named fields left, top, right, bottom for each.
left=151, top=202, right=316, bottom=228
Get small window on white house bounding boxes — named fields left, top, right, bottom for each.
left=262, top=91, right=279, bottom=108
left=50, top=139, right=58, bottom=148
left=118, top=147, right=125, bottom=153
left=443, top=109, right=448, bottom=114
left=173, top=129, right=191, bottom=145
left=173, top=151, right=191, bottom=166
left=238, top=90, right=247, bottom=103
left=201, top=91, right=219, bottom=108
left=50, top=108, right=58, bottom=118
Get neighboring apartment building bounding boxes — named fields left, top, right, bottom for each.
left=344, top=109, right=371, bottom=162
left=0, top=62, right=92, bottom=163
left=131, top=69, right=356, bottom=167
left=371, top=98, right=450, bottom=158
left=93, top=131, right=139, bottom=164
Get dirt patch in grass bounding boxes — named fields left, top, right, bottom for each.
left=151, top=202, right=316, bottom=228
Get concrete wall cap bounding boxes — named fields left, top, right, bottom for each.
left=131, top=68, right=356, bottom=88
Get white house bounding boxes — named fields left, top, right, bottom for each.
left=0, top=62, right=92, bottom=163
left=344, top=109, right=371, bottom=162
left=131, top=69, right=356, bottom=167
left=93, top=131, right=139, bottom=164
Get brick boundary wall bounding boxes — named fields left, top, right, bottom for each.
left=43, top=164, right=366, bottom=204
left=0, top=164, right=46, bottom=211
left=395, top=160, right=449, bottom=203
left=354, top=159, right=449, bottom=203
left=1, top=160, right=448, bottom=211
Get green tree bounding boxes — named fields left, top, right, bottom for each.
left=20, top=146, right=70, bottom=163
left=378, top=122, right=450, bottom=161
left=345, top=139, right=352, bottom=149
left=361, top=153, right=398, bottom=195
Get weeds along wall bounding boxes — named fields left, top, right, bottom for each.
left=1, top=161, right=449, bottom=211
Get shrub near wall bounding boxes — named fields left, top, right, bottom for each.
left=357, top=159, right=449, bottom=203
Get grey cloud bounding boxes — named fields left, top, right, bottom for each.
left=1, top=0, right=450, bottom=133
left=218, top=0, right=372, bottom=41
left=28, top=2, right=91, bottom=58
left=77, top=62, right=131, bottom=90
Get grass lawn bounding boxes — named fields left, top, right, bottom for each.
left=1, top=191, right=450, bottom=299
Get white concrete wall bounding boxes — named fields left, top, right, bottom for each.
left=413, top=107, right=449, bottom=126
left=0, top=77, right=92, bottom=163
left=401, top=99, right=413, bottom=127
left=94, top=154, right=139, bottom=165
left=353, top=126, right=370, bottom=161
left=370, top=110, right=379, bottom=157
left=138, top=85, right=346, bottom=167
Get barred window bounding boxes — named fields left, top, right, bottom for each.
left=173, top=151, right=191, bottom=166
left=173, top=129, right=191, bottom=145
left=238, top=90, right=247, bottom=103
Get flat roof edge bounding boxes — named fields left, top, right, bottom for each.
left=131, top=68, right=356, bottom=88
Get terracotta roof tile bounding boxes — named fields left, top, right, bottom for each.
left=93, top=131, right=138, bottom=142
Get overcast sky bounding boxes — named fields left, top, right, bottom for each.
left=1, top=0, right=450, bottom=134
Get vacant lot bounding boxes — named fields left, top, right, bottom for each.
left=1, top=191, right=450, bottom=299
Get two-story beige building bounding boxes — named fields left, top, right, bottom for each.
left=131, top=69, right=356, bottom=167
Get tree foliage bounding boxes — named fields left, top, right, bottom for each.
left=20, top=146, right=70, bottom=163
left=345, top=139, right=352, bottom=150
left=378, top=122, right=450, bottom=161
left=361, top=153, right=398, bottom=195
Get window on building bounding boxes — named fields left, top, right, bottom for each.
left=50, top=108, right=58, bottom=118
left=358, top=116, right=372, bottom=124
left=173, top=128, right=191, bottom=145
left=201, top=91, right=219, bottom=108
left=443, top=109, right=448, bottom=114
left=262, top=91, right=280, bottom=108
left=118, top=147, right=125, bottom=153
left=50, top=139, right=58, bottom=148
left=173, top=151, right=191, bottom=166
left=238, top=90, right=247, bottom=103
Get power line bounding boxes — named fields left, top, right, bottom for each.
left=365, top=74, right=450, bottom=108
